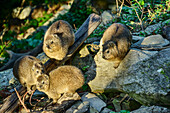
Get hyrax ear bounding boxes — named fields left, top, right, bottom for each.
left=108, top=41, right=115, bottom=47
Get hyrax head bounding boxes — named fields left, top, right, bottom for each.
left=31, top=60, right=45, bottom=78
left=43, top=34, right=62, bottom=53
left=102, top=41, right=118, bottom=60
left=36, top=74, right=50, bottom=92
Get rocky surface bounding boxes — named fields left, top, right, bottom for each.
left=65, top=101, right=89, bottom=113
left=131, top=106, right=170, bottom=113
left=133, top=19, right=170, bottom=36
left=88, top=46, right=170, bottom=107
left=0, top=69, right=14, bottom=87
left=132, top=34, right=169, bottom=48
left=81, top=92, right=106, bottom=112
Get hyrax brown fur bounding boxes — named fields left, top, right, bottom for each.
left=100, top=23, right=132, bottom=68
left=13, top=55, right=45, bottom=92
left=36, top=65, right=84, bottom=103
left=43, top=20, right=75, bottom=60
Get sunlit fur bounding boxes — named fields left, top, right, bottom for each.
left=36, top=65, right=84, bottom=103
left=100, top=23, right=132, bottom=68
left=13, top=55, right=46, bottom=92
left=43, top=20, right=75, bottom=60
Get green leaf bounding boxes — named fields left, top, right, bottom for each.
left=139, top=0, right=144, bottom=6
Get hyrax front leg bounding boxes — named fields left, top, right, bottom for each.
left=52, top=94, right=61, bottom=104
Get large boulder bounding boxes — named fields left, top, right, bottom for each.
left=88, top=47, right=170, bottom=107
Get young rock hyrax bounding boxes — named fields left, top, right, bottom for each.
left=100, top=23, right=132, bottom=68
left=43, top=20, right=75, bottom=60
left=13, top=55, right=45, bottom=92
left=36, top=65, right=84, bottom=103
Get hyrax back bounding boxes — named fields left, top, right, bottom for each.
left=43, top=20, right=75, bottom=60
left=100, top=23, right=132, bottom=68
left=36, top=65, right=84, bottom=103
left=13, top=55, right=45, bottom=92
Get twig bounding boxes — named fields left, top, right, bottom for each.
left=14, top=88, right=30, bottom=113
left=29, top=90, right=36, bottom=106
left=120, top=94, right=128, bottom=104
left=119, top=0, right=124, bottom=16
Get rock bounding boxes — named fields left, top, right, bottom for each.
left=131, top=106, right=170, bottom=113
left=133, top=19, right=170, bottom=35
left=18, top=6, right=32, bottom=19
left=57, top=92, right=81, bottom=104
left=101, top=11, right=113, bottom=25
left=0, top=69, right=14, bottom=88
left=132, top=34, right=169, bottom=48
left=145, top=21, right=162, bottom=35
left=132, top=36, right=145, bottom=42
left=101, top=108, right=113, bottom=113
left=162, top=25, right=170, bottom=41
left=141, top=34, right=169, bottom=47
left=81, top=93, right=106, bottom=112
left=65, top=101, right=89, bottom=113
left=89, top=106, right=99, bottom=113
left=36, top=52, right=50, bottom=64
left=88, top=47, right=170, bottom=107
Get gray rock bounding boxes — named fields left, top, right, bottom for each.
left=89, top=106, right=99, bottom=113
left=18, top=6, right=32, bottom=19
left=101, top=11, right=113, bottom=25
left=81, top=93, right=106, bottom=112
left=88, top=47, right=170, bottom=107
left=101, top=108, right=113, bottom=113
left=65, top=101, right=89, bottom=113
left=145, top=21, right=162, bottom=35
left=36, top=52, right=50, bottom=64
left=133, top=19, right=170, bottom=36
left=131, top=106, right=170, bottom=113
left=132, top=34, right=169, bottom=48
left=132, top=36, right=145, bottom=41
left=0, top=69, right=14, bottom=87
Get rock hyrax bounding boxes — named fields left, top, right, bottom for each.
left=13, top=55, right=45, bottom=92
left=36, top=65, right=84, bottom=103
left=100, top=23, right=132, bottom=68
left=43, top=20, right=75, bottom=60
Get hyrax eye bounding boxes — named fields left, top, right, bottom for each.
left=106, top=50, right=110, bottom=53
left=51, top=41, right=54, bottom=44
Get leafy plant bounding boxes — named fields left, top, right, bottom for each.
left=116, top=0, right=169, bottom=33
left=54, top=0, right=93, bottom=28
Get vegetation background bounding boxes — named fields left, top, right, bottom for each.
left=0, top=0, right=169, bottom=70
